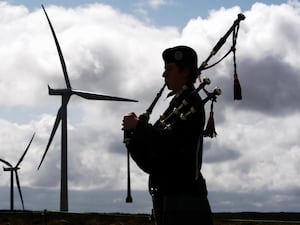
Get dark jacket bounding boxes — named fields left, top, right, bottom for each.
left=127, top=84, right=206, bottom=196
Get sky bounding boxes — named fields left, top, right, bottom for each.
left=0, top=0, right=300, bottom=214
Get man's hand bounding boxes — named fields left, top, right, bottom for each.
left=122, top=112, right=139, bottom=130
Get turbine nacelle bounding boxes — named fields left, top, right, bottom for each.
left=3, top=167, right=20, bottom=172
left=48, top=85, right=72, bottom=95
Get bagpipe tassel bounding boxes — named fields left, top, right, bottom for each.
left=203, top=110, right=217, bottom=138
left=234, top=73, right=242, bottom=100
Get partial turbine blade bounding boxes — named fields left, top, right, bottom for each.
left=38, top=106, right=63, bottom=170
left=72, top=90, right=138, bottom=102
left=42, top=5, right=72, bottom=89
left=0, top=158, right=12, bottom=168
left=15, top=171, right=24, bottom=210
left=16, top=132, right=35, bottom=168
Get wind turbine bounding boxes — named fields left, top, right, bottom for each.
left=37, top=5, right=138, bottom=212
left=0, top=133, right=35, bottom=210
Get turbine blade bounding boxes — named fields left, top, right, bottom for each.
left=42, top=5, right=72, bottom=89
left=72, top=90, right=138, bottom=102
left=15, top=171, right=24, bottom=210
left=16, top=132, right=35, bottom=167
left=0, top=158, right=12, bottom=167
left=38, top=106, right=63, bottom=170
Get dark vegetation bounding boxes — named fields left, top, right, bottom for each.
left=1, top=211, right=300, bottom=225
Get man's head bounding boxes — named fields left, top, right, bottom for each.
left=162, top=45, right=198, bottom=91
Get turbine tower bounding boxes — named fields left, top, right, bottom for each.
left=37, top=5, right=137, bottom=212
left=0, top=133, right=35, bottom=210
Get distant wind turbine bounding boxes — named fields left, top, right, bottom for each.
left=0, top=133, right=35, bottom=210
left=37, top=5, right=138, bottom=212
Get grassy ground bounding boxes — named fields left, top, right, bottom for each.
left=1, top=211, right=300, bottom=225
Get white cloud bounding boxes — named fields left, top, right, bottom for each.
left=147, top=0, right=168, bottom=9
left=0, top=1, right=300, bottom=212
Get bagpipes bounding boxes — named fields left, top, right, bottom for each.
left=124, top=13, right=245, bottom=202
